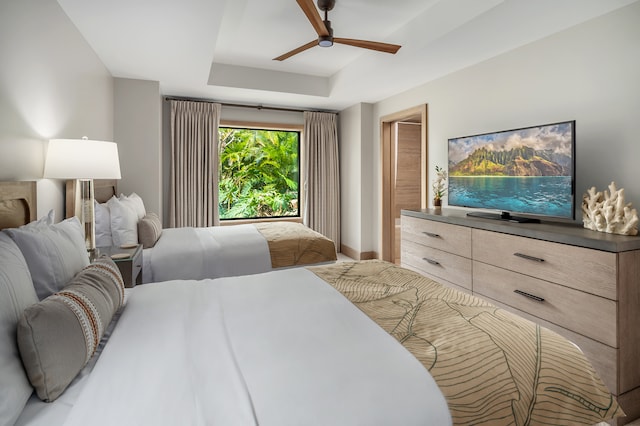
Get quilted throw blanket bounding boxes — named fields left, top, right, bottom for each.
left=254, top=222, right=336, bottom=268
left=310, top=260, right=622, bottom=425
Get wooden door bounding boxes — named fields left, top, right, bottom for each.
left=380, top=104, right=428, bottom=263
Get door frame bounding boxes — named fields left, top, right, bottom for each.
left=380, top=104, right=428, bottom=262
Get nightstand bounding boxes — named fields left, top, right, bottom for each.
left=95, top=244, right=143, bottom=288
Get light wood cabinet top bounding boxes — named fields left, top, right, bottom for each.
left=402, top=208, right=640, bottom=252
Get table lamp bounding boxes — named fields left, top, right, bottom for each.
left=44, top=137, right=121, bottom=250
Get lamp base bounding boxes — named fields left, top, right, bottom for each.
left=76, top=179, right=96, bottom=251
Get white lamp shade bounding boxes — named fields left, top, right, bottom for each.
left=44, top=139, right=122, bottom=179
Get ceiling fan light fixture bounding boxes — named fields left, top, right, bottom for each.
left=318, top=36, right=333, bottom=47
left=274, top=0, right=402, bottom=60
left=318, top=19, right=334, bottom=47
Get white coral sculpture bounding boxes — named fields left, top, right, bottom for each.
left=582, top=182, right=639, bottom=236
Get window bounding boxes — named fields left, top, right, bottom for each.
left=218, top=126, right=300, bottom=220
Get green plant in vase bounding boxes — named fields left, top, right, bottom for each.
left=432, top=165, right=447, bottom=208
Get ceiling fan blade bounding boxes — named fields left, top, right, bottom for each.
left=273, top=40, right=318, bottom=61
left=334, top=38, right=401, bottom=54
left=296, top=0, right=329, bottom=37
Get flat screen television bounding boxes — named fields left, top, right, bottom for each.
left=447, top=120, right=575, bottom=223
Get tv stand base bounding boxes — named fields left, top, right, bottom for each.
left=466, top=211, right=540, bottom=223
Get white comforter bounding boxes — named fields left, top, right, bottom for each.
left=21, top=268, right=451, bottom=426
left=143, top=225, right=272, bottom=283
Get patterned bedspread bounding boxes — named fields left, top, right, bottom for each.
left=254, top=222, right=337, bottom=268
left=310, top=260, right=622, bottom=425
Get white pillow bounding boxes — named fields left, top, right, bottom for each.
left=0, top=233, right=38, bottom=426
left=94, top=200, right=113, bottom=247
left=107, top=196, right=138, bottom=246
left=119, top=193, right=146, bottom=220
left=5, top=217, right=89, bottom=300
left=21, top=209, right=55, bottom=230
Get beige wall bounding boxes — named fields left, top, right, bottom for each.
left=346, top=1, right=640, bottom=257
left=115, top=78, right=162, bottom=218
left=220, top=107, right=304, bottom=126
left=338, top=104, right=363, bottom=254
left=338, top=103, right=374, bottom=258
left=0, top=0, right=114, bottom=219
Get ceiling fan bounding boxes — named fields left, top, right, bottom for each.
left=273, top=0, right=401, bottom=61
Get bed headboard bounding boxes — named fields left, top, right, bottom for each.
left=94, top=179, right=118, bottom=203
left=65, top=179, right=117, bottom=219
left=0, top=181, right=37, bottom=230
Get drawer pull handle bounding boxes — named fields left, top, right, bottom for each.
left=514, top=289, right=545, bottom=302
left=422, top=231, right=441, bottom=238
left=422, top=257, right=441, bottom=266
left=514, top=252, right=545, bottom=262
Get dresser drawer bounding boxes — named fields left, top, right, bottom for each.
left=472, top=229, right=617, bottom=300
left=402, top=240, right=472, bottom=290
left=402, top=215, right=471, bottom=257
left=473, top=261, right=617, bottom=347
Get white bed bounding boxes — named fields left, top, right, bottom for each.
left=72, top=179, right=337, bottom=283
left=16, top=269, right=451, bottom=426
left=140, top=223, right=270, bottom=283
left=1, top=182, right=626, bottom=426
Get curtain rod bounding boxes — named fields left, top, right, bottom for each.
left=163, top=96, right=336, bottom=114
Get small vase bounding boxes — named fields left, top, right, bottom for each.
left=433, top=198, right=442, bottom=208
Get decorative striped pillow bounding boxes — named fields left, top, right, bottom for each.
left=17, top=255, right=124, bottom=402
left=138, top=212, right=162, bottom=248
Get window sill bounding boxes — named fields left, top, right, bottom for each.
left=219, top=217, right=303, bottom=226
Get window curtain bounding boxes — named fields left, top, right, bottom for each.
left=303, top=111, right=340, bottom=250
left=169, top=100, right=221, bottom=228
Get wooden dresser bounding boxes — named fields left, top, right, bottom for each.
left=401, top=209, right=640, bottom=424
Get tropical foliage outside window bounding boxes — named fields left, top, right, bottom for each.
left=218, top=127, right=300, bottom=220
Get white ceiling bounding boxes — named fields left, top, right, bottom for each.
left=57, top=0, right=637, bottom=111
